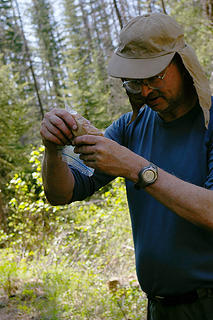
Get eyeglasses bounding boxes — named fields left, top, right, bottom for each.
left=122, top=65, right=170, bottom=94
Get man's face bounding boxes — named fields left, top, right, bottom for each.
left=139, top=62, right=189, bottom=120
left=122, top=61, right=196, bottom=122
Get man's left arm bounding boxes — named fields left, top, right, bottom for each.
left=73, top=134, right=213, bottom=231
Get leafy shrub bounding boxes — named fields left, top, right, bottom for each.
left=0, top=248, right=18, bottom=297
left=1, top=146, right=65, bottom=251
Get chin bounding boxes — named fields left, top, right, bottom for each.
left=148, top=104, right=161, bottom=111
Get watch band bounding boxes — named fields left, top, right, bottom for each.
left=134, top=163, right=158, bottom=190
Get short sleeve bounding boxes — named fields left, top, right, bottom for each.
left=104, top=112, right=132, bottom=145
left=70, top=166, right=114, bottom=202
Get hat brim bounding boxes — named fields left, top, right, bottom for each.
left=107, top=52, right=175, bottom=79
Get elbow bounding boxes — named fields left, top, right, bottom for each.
left=196, top=207, right=213, bottom=232
left=202, top=202, right=213, bottom=231
left=47, top=199, right=69, bottom=206
left=45, top=191, right=73, bottom=206
left=204, top=212, right=213, bottom=232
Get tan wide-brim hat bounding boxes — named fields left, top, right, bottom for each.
left=108, top=13, right=211, bottom=127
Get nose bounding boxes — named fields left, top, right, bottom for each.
left=140, top=83, right=153, bottom=97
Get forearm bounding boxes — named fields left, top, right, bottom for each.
left=107, top=152, right=213, bottom=230
left=135, top=162, right=213, bottom=230
left=42, top=148, right=75, bottom=205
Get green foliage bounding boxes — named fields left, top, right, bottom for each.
left=0, top=249, right=147, bottom=319
left=2, top=146, right=64, bottom=251
left=0, top=0, right=25, bottom=69
left=169, top=0, right=213, bottom=78
left=36, top=264, right=146, bottom=320
left=0, top=61, right=31, bottom=189
left=0, top=248, right=18, bottom=297
left=61, top=0, right=128, bottom=129
left=62, top=47, right=111, bottom=129
left=30, top=0, right=64, bottom=107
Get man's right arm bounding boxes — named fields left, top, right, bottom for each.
left=40, top=108, right=78, bottom=205
left=42, top=147, right=75, bottom=205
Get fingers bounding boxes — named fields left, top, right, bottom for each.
left=74, top=144, right=95, bottom=155
left=72, top=134, right=101, bottom=146
left=40, top=124, right=65, bottom=146
left=79, top=153, right=96, bottom=164
left=49, top=109, right=77, bottom=133
left=72, top=135, right=129, bottom=176
left=47, top=114, right=72, bottom=143
left=73, top=135, right=104, bottom=155
left=73, top=135, right=103, bottom=167
left=40, top=108, right=78, bottom=147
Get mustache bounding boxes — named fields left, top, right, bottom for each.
left=126, top=89, right=163, bottom=119
left=144, top=90, right=161, bottom=104
left=127, top=89, right=162, bottom=105
left=126, top=89, right=162, bottom=126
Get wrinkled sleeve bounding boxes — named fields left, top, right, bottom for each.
left=204, top=136, right=213, bottom=190
left=71, top=113, right=130, bottom=202
left=204, top=98, right=213, bottom=190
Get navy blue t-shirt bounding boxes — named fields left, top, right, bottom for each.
left=71, top=99, right=213, bottom=296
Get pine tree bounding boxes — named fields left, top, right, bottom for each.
left=169, top=0, right=213, bottom=78
left=0, top=62, right=31, bottom=229
left=30, top=0, right=65, bottom=108
left=0, top=0, right=27, bottom=81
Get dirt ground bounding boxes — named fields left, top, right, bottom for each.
left=0, top=307, right=38, bottom=320
left=0, top=296, right=38, bottom=320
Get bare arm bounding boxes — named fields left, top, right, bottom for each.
left=73, top=134, right=213, bottom=230
left=147, top=168, right=213, bottom=230
left=40, top=108, right=77, bottom=205
left=42, top=148, right=75, bottom=205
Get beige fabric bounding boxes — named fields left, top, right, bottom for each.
left=177, top=45, right=211, bottom=127
left=108, top=13, right=211, bottom=127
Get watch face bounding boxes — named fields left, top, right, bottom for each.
left=143, top=170, right=155, bottom=182
left=135, top=163, right=158, bottom=189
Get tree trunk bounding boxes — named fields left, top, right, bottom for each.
left=0, top=191, right=7, bottom=233
left=201, top=0, right=213, bottom=23
left=161, top=0, right=167, bottom=14
left=113, top=0, right=123, bottom=29
left=13, top=0, right=44, bottom=118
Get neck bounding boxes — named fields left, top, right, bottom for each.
left=158, top=90, right=198, bottom=123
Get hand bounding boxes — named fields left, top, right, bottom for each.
left=73, top=135, right=143, bottom=179
left=40, top=108, right=77, bottom=151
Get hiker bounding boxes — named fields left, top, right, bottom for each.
left=40, top=13, right=213, bottom=319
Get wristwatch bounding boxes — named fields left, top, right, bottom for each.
left=135, top=163, right=158, bottom=189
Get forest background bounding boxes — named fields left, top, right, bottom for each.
left=0, top=0, right=212, bottom=319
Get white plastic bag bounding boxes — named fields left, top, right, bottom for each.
left=59, top=106, right=94, bottom=177
left=61, top=145, right=94, bottom=176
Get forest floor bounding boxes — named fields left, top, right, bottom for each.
left=0, top=300, right=32, bottom=320
left=0, top=294, right=38, bottom=320
left=0, top=285, right=42, bottom=320
left=0, top=289, right=147, bottom=320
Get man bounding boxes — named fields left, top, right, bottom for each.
left=40, top=13, right=213, bottom=320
